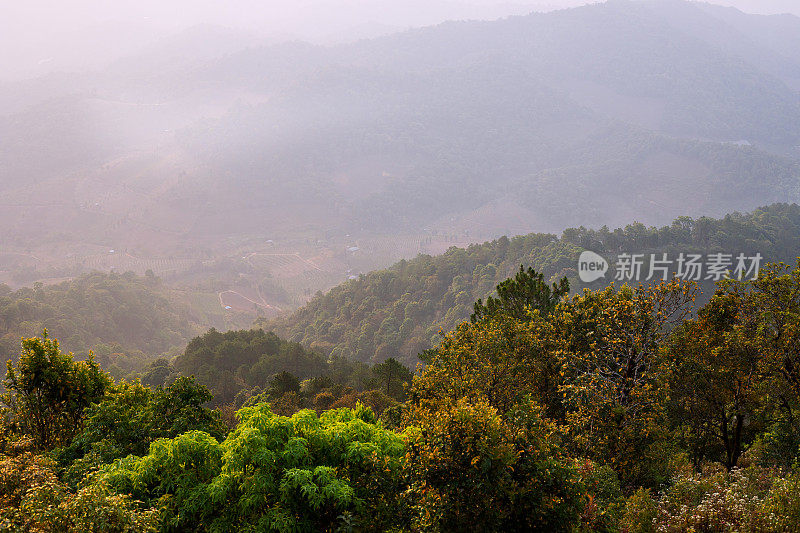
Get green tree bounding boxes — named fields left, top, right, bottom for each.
left=2, top=333, right=112, bottom=449
left=371, top=357, right=412, bottom=400
left=100, top=430, right=223, bottom=531
left=59, top=376, right=226, bottom=484
left=405, top=397, right=584, bottom=532
left=745, top=261, right=800, bottom=415
left=667, top=288, right=766, bottom=470
left=412, top=314, right=558, bottom=415
left=209, top=404, right=405, bottom=532
left=140, top=358, right=178, bottom=388
left=99, top=404, right=406, bottom=532
left=667, top=261, right=800, bottom=469
left=555, top=280, right=696, bottom=487
left=471, top=265, right=569, bottom=322
left=267, top=370, right=301, bottom=398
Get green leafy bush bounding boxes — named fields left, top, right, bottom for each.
left=98, top=403, right=405, bottom=532
left=0, top=452, right=158, bottom=532
left=58, top=376, right=226, bottom=486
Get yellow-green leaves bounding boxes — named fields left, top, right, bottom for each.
left=99, top=403, right=405, bottom=532
left=3, top=333, right=112, bottom=450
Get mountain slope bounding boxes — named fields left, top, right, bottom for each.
left=0, top=272, right=248, bottom=376
left=262, top=203, right=800, bottom=365
left=171, top=0, right=800, bottom=235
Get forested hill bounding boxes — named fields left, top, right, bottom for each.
left=0, top=272, right=240, bottom=376
left=262, top=203, right=800, bottom=365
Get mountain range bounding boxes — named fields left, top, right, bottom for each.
left=1, top=0, right=799, bottom=298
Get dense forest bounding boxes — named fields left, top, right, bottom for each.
left=167, top=328, right=410, bottom=411
left=5, top=255, right=800, bottom=530
left=0, top=272, right=192, bottom=373
left=264, top=203, right=800, bottom=365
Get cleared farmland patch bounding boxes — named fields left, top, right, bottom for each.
left=71, top=253, right=196, bottom=278
left=244, top=253, right=323, bottom=277
left=219, top=289, right=281, bottom=317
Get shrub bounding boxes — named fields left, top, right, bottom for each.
left=97, top=403, right=405, bottom=532
left=405, top=398, right=584, bottom=532
left=0, top=452, right=157, bottom=532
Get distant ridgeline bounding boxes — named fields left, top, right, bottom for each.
left=262, top=203, right=800, bottom=366
left=0, top=272, right=203, bottom=376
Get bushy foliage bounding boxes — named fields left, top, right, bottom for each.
left=98, top=403, right=406, bottom=532
left=2, top=334, right=112, bottom=449
left=619, top=466, right=800, bottom=533
left=101, top=430, right=222, bottom=531
left=57, top=376, right=226, bottom=485
left=0, top=452, right=158, bottom=532
left=405, top=398, right=585, bottom=532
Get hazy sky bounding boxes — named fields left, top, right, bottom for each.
left=0, top=1, right=583, bottom=79
left=1, top=0, right=798, bottom=81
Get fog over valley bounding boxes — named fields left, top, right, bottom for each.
left=2, top=1, right=799, bottom=306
